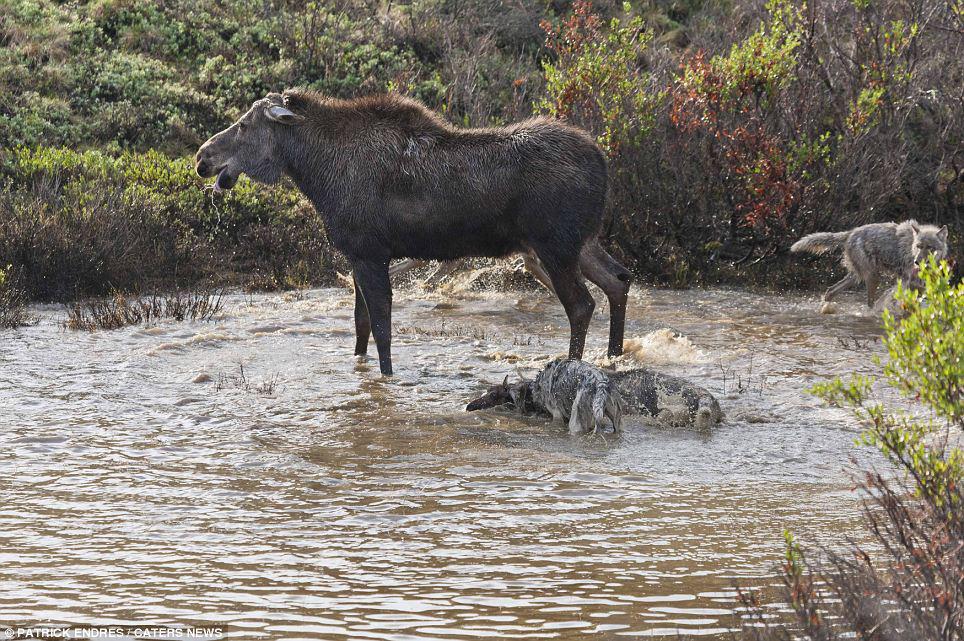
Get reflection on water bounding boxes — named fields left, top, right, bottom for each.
left=0, top=285, right=890, bottom=639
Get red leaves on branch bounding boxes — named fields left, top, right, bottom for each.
left=669, top=52, right=802, bottom=239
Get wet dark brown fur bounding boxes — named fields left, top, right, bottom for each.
left=196, top=90, right=632, bottom=375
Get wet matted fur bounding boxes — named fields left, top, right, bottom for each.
left=791, top=220, right=948, bottom=307
left=196, top=91, right=633, bottom=375
left=467, top=359, right=622, bottom=434
left=608, top=368, right=722, bottom=429
left=467, top=360, right=723, bottom=430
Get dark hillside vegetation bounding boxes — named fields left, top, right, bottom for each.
left=1, top=0, right=961, bottom=300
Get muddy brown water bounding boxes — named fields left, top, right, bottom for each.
left=1, top=283, right=894, bottom=639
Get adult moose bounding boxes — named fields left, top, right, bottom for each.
left=195, top=90, right=632, bottom=375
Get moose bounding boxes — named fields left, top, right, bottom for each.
left=195, top=90, right=632, bottom=375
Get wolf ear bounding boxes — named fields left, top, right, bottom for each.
left=502, top=375, right=510, bottom=389
left=909, top=222, right=920, bottom=235
left=938, top=225, right=948, bottom=241
left=265, top=105, right=302, bottom=124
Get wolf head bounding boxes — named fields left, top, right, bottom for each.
left=466, top=376, right=532, bottom=412
left=910, top=223, right=949, bottom=266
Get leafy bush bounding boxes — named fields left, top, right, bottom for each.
left=670, top=0, right=808, bottom=245
left=1, top=0, right=961, bottom=291
left=0, top=148, right=338, bottom=300
left=537, top=1, right=657, bottom=154
left=741, top=258, right=964, bottom=640
left=881, top=258, right=964, bottom=425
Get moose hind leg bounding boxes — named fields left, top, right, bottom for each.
left=352, top=259, right=394, bottom=376
left=353, top=276, right=372, bottom=356
left=580, top=242, right=632, bottom=357
left=537, top=254, right=595, bottom=360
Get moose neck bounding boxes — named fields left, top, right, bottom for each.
left=275, top=124, right=339, bottom=213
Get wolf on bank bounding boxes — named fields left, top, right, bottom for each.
left=195, top=90, right=633, bottom=375
left=791, top=220, right=949, bottom=307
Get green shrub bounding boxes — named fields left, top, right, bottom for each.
left=880, top=257, right=964, bottom=426
left=0, top=147, right=337, bottom=300
left=742, top=259, right=964, bottom=639
left=537, top=0, right=657, bottom=154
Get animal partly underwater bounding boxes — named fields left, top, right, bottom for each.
left=467, top=359, right=623, bottom=435
left=609, top=367, right=722, bottom=429
left=467, top=360, right=723, bottom=430
left=790, top=220, right=948, bottom=307
left=195, top=90, right=632, bottom=375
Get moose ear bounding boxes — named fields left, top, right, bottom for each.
left=265, top=105, right=302, bottom=124
left=938, top=225, right=948, bottom=241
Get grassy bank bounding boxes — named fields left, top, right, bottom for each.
left=0, top=147, right=340, bottom=301
left=1, top=0, right=960, bottom=300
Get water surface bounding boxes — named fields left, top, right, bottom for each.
left=0, top=284, right=891, bottom=639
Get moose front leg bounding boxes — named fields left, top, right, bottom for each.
left=352, top=259, right=394, bottom=376
left=353, top=275, right=371, bottom=356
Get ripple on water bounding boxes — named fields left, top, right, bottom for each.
left=0, top=286, right=886, bottom=639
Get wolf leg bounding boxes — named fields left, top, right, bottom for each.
left=388, top=258, right=425, bottom=278
left=824, top=272, right=859, bottom=301
left=568, top=389, right=587, bottom=435
left=864, top=273, right=880, bottom=308
left=522, top=252, right=556, bottom=294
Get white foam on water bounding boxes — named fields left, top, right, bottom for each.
left=146, top=331, right=244, bottom=355
left=591, top=329, right=706, bottom=369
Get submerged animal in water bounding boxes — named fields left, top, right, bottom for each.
left=608, top=367, right=722, bottom=430
left=791, top=220, right=948, bottom=307
left=467, top=359, right=622, bottom=434
left=467, top=360, right=723, bottom=430
left=195, top=90, right=633, bottom=375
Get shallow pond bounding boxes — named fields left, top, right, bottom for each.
left=0, top=283, right=893, bottom=639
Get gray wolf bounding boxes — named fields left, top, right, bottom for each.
left=791, top=220, right=948, bottom=307
left=195, top=90, right=632, bottom=375
left=609, top=367, right=722, bottom=429
left=467, top=359, right=623, bottom=434
left=467, top=360, right=723, bottom=430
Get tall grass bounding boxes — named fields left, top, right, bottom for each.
left=65, top=289, right=223, bottom=331
left=0, top=266, right=29, bottom=328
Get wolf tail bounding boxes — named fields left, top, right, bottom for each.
left=695, top=406, right=713, bottom=430
left=790, top=231, right=850, bottom=255
left=592, top=381, right=623, bottom=432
